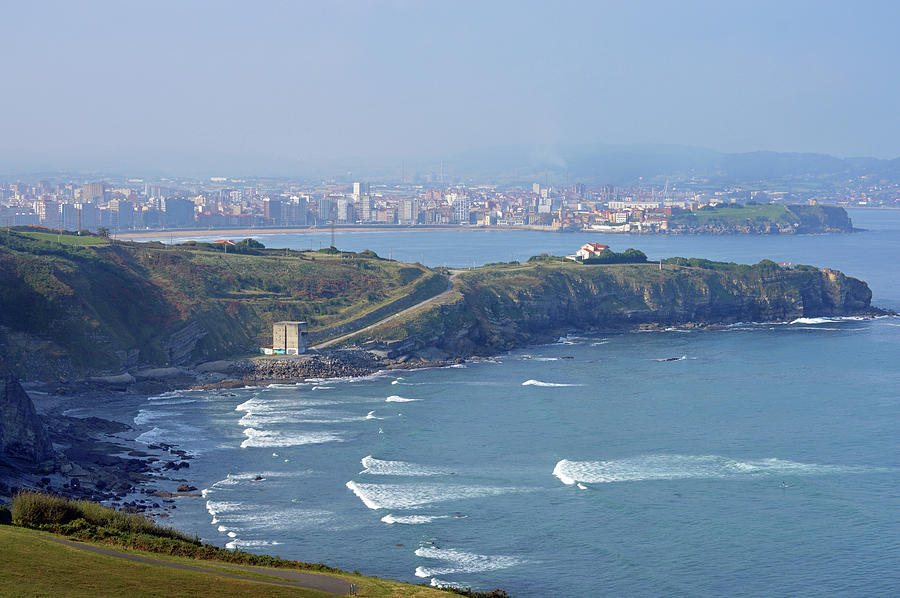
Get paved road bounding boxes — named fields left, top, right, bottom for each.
left=312, top=271, right=460, bottom=349
left=48, top=537, right=354, bottom=595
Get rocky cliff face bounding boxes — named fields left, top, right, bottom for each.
left=0, top=374, right=56, bottom=464
left=358, top=261, right=877, bottom=358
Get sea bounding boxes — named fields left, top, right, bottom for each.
left=77, top=209, right=899, bottom=596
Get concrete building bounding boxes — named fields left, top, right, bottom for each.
left=399, top=198, right=419, bottom=224
left=272, top=321, right=308, bottom=355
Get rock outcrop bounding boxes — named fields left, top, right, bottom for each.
left=0, top=374, right=55, bottom=464
left=355, top=260, right=882, bottom=358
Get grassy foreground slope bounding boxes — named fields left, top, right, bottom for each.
left=2, top=492, right=499, bottom=598
left=0, top=526, right=452, bottom=598
left=0, top=230, right=446, bottom=378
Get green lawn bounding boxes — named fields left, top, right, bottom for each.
left=670, top=204, right=792, bottom=224
left=0, top=525, right=450, bottom=598
left=16, top=230, right=110, bottom=246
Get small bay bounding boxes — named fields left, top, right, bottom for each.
left=94, top=208, right=900, bottom=596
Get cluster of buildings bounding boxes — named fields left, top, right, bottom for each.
left=1, top=174, right=897, bottom=234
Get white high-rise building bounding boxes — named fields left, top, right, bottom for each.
left=399, top=198, right=419, bottom=225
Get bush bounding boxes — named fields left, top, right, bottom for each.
left=11, top=491, right=194, bottom=542
left=0, top=505, right=11, bottom=525
left=11, top=491, right=80, bottom=526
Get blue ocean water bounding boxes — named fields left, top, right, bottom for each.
left=102, top=209, right=899, bottom=596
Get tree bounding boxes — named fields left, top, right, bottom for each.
left=97, top=227, right=110, bottom=238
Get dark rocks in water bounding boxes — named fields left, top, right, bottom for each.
left=162, top=461, right=190, bottom=471
left=176, top=484, right=197, bottom=492
left=0, top=373, right=56, bottom=464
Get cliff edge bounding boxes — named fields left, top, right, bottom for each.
left=349, top=259, right=879, bottom=358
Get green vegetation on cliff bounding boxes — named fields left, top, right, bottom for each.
left=0, top=230, right=446, bottom=378
left=344, top=258, right=874, bottom=357
left=0, top=228, right=876, bottom=378
left=667, top=204, right=853, bottom=234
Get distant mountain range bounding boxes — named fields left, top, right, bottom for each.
left=423, top=144, right=900, bottom=187
left=4, top=144, right=900, bottom=186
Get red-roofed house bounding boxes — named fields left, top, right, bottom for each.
left=575, top=243, right=609, bottom=260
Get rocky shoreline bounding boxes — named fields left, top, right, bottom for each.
left=4, top=312, right=895, bottom=515
left=0, top=348, right=454, bottom=515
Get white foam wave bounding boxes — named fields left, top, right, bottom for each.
left=430, top=578, right=468, bottom=590
left=235, top=396, right=332, bottom=413
left=240, top=428, right=344, bottom=448
left=207, top=499, right=333, bottom=531
left=790, top=316, right=868, bottom=325
left=532, top=357, right=559, bottom=361
left=225, top=539, right=282, bottom=550
left=210, top=471, right=311, bottom=488
left=133, top=409, right=177, bottom=426
left=381, top=514, right=450, bottom=525
left=522, top=379, right=583, bottom=387
left=360, top=456, right=452, bottom=476
left=552, top=455, right=878, bottom=485
left=414, top=547, right=525, bottom=577
left=654, top=355, right=687, bottom=362
left=346, top=481, right=514, bottom=510
left=386, top=395, right=419, bottom=402
left=238, top=407, right=369, bottom=427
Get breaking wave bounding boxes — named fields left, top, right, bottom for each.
left=386, top=395, right=420, bottom=402
left=552, top=455, right=879, bottom=485
left=346, top=481, right=514, bottom=510
left=360, top=455, right=452, bottom=476
left=522, top=379, right=583, bottom=387
left=414, top=547, right=525, bottom=577
left=381, top=514, right=451, bottom=525
left=240, top=428, right=344, bottom=448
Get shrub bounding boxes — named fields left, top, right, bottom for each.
left=11, top=491, right=80, bottom=526
left=11, top=491, right=194, bottom=542
left=0, top=505, right=11, bottom=525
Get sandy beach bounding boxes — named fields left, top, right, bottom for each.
left=118, top=224, right=562, bottom=240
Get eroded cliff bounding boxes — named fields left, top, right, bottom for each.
left=353, top=259, right=878, bottom=358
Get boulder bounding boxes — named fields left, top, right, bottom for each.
left=0, top=374, right=56, bottom=463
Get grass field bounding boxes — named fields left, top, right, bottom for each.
left=0, top=525, right=451, bottom=598
left=670, top=204, right=793, bottom=224
left=14, top=230, right=111, bottom=246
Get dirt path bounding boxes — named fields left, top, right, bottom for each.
left=48, top=537, right=355, bottom=595
left=312, top=271, right=461, bottom=349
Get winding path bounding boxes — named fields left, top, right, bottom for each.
left=312, top=271, right=461, bottom=349
left=48, top=537, right=355, bottom=595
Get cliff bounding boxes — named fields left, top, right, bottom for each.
left=0, top=374, right=55, bottom=464
left=350, top=259, right=878, bottom=358
left=0, top=231, right=444, bottom=380
left=667, top=204, right=854, bottom=234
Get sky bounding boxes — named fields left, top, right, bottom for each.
left=2, top=0, right=900, bottom=174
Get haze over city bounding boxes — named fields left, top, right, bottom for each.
left=3, top=0, right=900, bottom=176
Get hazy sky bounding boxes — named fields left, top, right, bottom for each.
left=2, top=0, right=899, bottom=173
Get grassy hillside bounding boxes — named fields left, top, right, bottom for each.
left=668, top=204, right=853, bottom=233
left=2, top=492, right=502, bottom=598
left=342, top=257, right=874, bottom=356
left=0, top=229, right=446, bottom=378
left=0, top=526, right=455, bottom=597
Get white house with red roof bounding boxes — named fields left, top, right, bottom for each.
left=576, top=243, right=609, bottom=260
